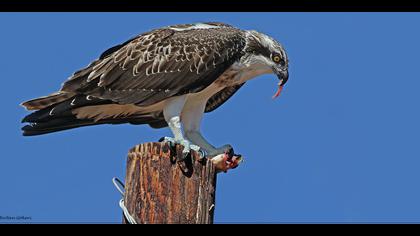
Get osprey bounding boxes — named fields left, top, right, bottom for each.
left=21, top=22, right=289, bottom=171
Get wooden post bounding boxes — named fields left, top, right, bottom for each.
left=123, top=142, right=217, bottom=224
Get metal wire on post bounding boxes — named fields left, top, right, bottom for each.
left=112, top=177, right=137, bottom=224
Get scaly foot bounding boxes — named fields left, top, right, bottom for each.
left=160, top=137, right=206, bottom=161
left=205, top=144, right=234, bottom=157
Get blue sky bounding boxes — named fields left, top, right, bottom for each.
left=1, top=13, right=420, bottom=223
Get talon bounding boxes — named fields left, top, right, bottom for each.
left=224, top=146, right=234, bottom=159
left=198, top=149, right=207, bottom=160
left=161, top=137, right=206, bottom=161
left=161, top=136, right=176, bottom=147
left=190, top=144, right=206, bottom=160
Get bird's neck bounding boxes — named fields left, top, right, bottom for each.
left=236, top=62, right=273, bottom=83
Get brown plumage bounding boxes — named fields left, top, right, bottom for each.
left=21, top=22, right=249, bottom=136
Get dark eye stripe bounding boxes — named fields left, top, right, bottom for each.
left=255, top=47, right=271, bottom=58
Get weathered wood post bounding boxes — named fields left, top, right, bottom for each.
left=123, top=142, right=217, bottom=224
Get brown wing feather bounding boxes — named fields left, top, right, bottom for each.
left=60, top=24, right=246, bottom=107
left=205, top=83, right=245, bottom=113
left=21, top=91, right=75, bottom=110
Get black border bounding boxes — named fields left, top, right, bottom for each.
left=1, top=0, right=420, bottom=12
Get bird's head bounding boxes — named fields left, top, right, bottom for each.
left=243, top=30, right=289, bottom=98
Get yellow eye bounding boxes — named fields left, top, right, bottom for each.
left=273, top=55, right=281, bottom=63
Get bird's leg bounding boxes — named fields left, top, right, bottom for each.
left=181, top=99, right=237, bottom=159
left=184, top=130, right=230, bottom=156
left=162, top=96, right=203, bottom=160
left=180, top=96, right=243, bottom=172
left=184, top=130, right=216, bottom=154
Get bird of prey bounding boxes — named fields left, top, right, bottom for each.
left=21, top=22, right=289, bottom=171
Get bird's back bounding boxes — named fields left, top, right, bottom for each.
left=21, top=22, right=248, bottom=136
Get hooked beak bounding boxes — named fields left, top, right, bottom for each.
left=272, top=68, right=289, bottom=99
left=276, top=69, right=289, bottom=86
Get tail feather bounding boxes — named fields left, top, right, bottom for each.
left=21, top=92, right=75, bottom=111
left=22, top=117, right=96, bottom=136
left=22, top=115, right=160, bottom=136
left=21, top=92, right=165, bottom=136
left=22, top=116, right=131, bottom=136
left=21, top=105, right=73, bottom=123
left=22, top=95, right=112, bottom=123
